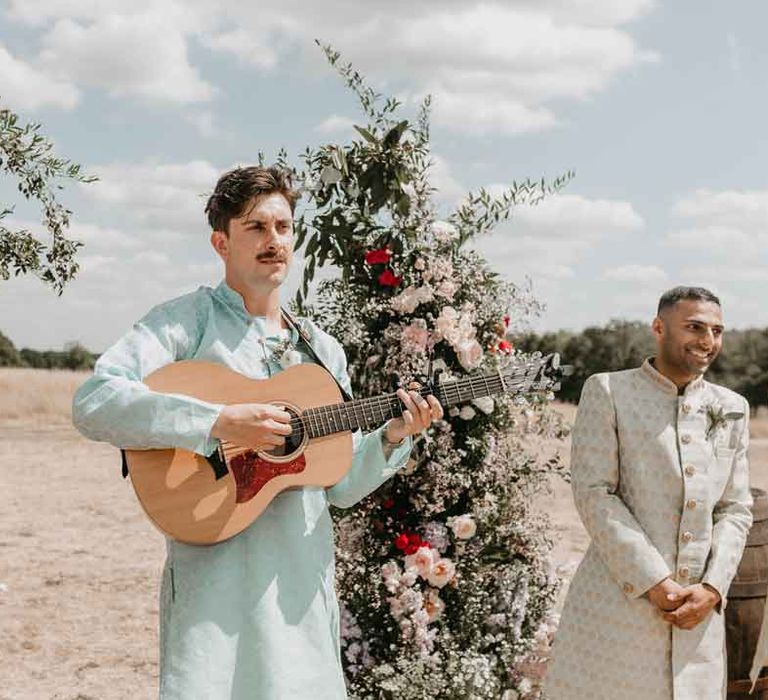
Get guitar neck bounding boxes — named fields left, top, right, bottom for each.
left=302, top=363, right=541, bottom=439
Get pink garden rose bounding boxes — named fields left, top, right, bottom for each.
left=426, top=557, right=456, bottom=588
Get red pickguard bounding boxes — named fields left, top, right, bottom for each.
left=229, top=450, right=307, bottom=504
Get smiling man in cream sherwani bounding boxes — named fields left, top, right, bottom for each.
left=546, top=286, right=753, bottom=700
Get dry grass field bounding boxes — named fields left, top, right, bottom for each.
left=1, top=368, right=767, bottom=699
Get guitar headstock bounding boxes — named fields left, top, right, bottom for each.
left=418, top=352, right=571, bottom=408
left=500, top=352, right=570, bottom=398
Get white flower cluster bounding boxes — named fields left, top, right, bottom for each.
left=447, top=514, right=477, bottom=540
left=339, top=604, right=374, bottom=676
left=381, top=561, right=438, bottom=655
left=434, top=305, right=484, bottom=371
left=391, top=283, right=434, bottom=314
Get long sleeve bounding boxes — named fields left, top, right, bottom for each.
left=702, top=396, right=753, bottom=600
left=571, top=374, right=671, bottom=598
left=72, top=305, right=223, bottom=456
left=318, top=334, right=412, bottom=508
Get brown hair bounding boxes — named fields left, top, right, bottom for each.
left=205, top=165, right=300, bottom=233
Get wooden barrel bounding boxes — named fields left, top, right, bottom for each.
left=727, top=487, right=768, bottom=699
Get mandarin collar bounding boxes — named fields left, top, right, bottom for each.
left=213, top=280, right=299, bottom=342
left=639, top=357, right=705, bottom=397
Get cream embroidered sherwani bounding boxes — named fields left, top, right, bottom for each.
left=546, top=360, right=752, bottom=700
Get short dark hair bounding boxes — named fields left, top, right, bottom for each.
left=205, top=165, right=300, bottom=232
left=657, top=286, right=721, bottom=315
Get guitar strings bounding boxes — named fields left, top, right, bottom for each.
left=292, top=360, right=548, bottom=436
left=220, top=363, right=548, bottom=456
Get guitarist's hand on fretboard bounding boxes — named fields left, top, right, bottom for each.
left=383, top=387, right=443, bottom=445
left=211, top=403, right=293, bottom=450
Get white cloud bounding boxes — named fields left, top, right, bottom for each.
left=679, top=265, right=767, bottom=285
left=511, top=192, right=644, bottom=238
left=673, top=189, right=768, bottom=230
left=197, top=1, right=657, bottom=135
left=516, top=0, right=655, bottom=27
left=68, top=222, right=141, bottom=251
left=81, top=159, right=220, bottom=231
left=428, top=154, right=466, bottom=207
left=726, top=32, right=742, bottom=74
left=666, top=189, right=768, bottom=265
left=313, top=114, right=356, bottom=135
left=470, top=192, right=644, bottom=326
left=603, top=264, right=667, bottom=283
left=0, top=43, right=78, bottom=110
left=183, top=110, right=219, bottom=138
left=474, top=193, right=644, bottom=271
left=38, top=13, right=214, bottom=104
left=200, top=28, right=279, bottom=70
left=662, top=189, right=768, bottom=327
left=3, top=1, right=656, bottom=132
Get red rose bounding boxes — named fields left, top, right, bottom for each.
left=498, top=340, right=514, bottom=354
left=365, top=248, right=391, bottom=265
left=378, top=269, right=402, bottom=287
left=394, top=533, right=409, bottom=551
left=405, top=543, right=420, bottom=555
left=382, top=498, right=395, bottom=509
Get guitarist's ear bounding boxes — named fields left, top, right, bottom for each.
left=211, top=229, right=229, bottom=261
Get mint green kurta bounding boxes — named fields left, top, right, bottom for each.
left=72, top=281, right=411, bottom=699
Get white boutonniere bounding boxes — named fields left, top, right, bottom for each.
left=700, top=402, right=744, bottom=441
left=278, top=345, right=303, bottom=369
left=259, top=337, right=303, bottom=370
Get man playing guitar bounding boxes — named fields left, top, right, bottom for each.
left=72, top=165, right=443, bottom=699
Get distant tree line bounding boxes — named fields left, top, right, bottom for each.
left=0, top=330, right=96, bottom=370
left=517, top=320, right=768, bottom=408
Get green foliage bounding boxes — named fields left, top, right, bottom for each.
left=517, top=321, right=768, bottom=407
left=0, top=103, right=96, bottom=293
left=0, top=330, right=97, bottom=370
left=18, top=344, right=97, bottom=370
left=708, top=329, right=768, bottom=408
left=0, top=329, right=21, bottom=366
left=292, top=42, right=572, bottom=311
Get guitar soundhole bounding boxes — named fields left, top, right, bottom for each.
left=228, top=406, right=308, bottom=504
left=262, top=406, right=305, bottom=458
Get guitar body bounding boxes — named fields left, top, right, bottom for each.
left=125, top=361, right=353, bottom=545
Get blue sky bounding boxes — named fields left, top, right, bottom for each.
left=1, top=0, right=766, bottom=351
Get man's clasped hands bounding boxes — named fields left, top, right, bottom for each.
left=647, top=578, right=721, bottom=630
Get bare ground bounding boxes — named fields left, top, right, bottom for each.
left=1, top=369, right=766, bottom=699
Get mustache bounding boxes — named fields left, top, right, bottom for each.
left=256, top=251, right=289, bottom=262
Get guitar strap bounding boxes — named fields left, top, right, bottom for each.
left=280, top=307, right=353, bottom=402
left=120, top=307, right=353, bottom=478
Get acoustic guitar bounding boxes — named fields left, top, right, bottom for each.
left=124, top=354, right=562, bottom=545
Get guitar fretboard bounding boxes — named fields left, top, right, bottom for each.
left=300, top=362, right=541, bottom=439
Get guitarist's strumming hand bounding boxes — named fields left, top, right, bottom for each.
left=384, top=387, right=443, bottom=445
left=211, top=403, right=293, bottom=449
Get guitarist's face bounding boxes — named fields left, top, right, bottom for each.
left=211, top=192, right=294, bottom=292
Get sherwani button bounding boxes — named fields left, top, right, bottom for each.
left=681, top=403, right=692, bottom=413
left=686, top=499, right=697, bottom=510
left=678, top=566, right=690, bottom=579
left=682, top=531, right=693, bottom=542
left=622, top=582, right=634, bottom=594
left=684, top=464, right=695, bottom=477
left=681, top=434, right=691, bottom=444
